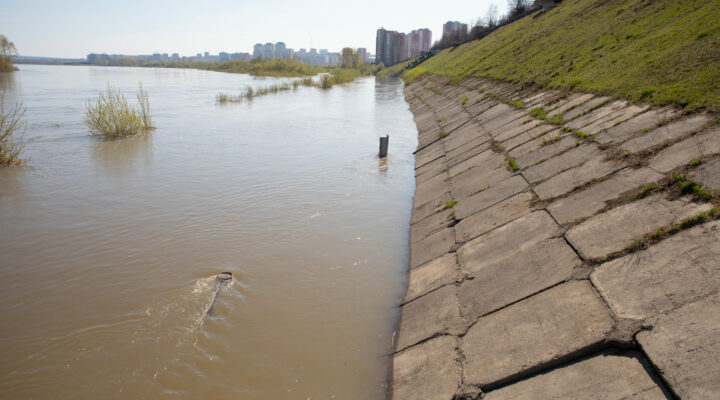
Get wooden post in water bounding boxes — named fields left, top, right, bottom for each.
left=379, top=135, right=389, bottom=158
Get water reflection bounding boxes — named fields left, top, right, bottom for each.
left=377, top=157, right=388, bottom=174
left=91, top=133, right=153, bottom=177
left=0, top=71, right=16, bottom=91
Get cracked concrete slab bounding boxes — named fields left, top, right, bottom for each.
left=565, top=195, right=713, bottom=260
left=690, top=156, right=720, bottom=191
left=454, top=192, right=533, bottom=244
left=637, top=293, right=720, bottom=399
left=522, top=143, right=601, bottom=183
left=457, top=211, right=560, bottom=275
left=650, top=127, right=720, bottom=173
left=458, top=238, right=579, bottom=321
left=410, top=227, right=455, bottom=269
left=410, top=207, right=454, bottom=244
left=510, top=132, right=577, bottom=168
left=547, top=167, right=663, bottom=225
left=562, top=96, right=610, bottom=121
left=454, top=175, right=529, bottom=219
left=462, top=281, right=615, bottom=388
left=595, top=107, right=682, bottom=145
left=449, top=148, right=506, bottom=178
left=533, top=155, right=623, bottom=200
left=451, top=165, right=513, bottom=200
left=591, top=220, right=720, bottom=320
left=416, top=156, right=447, bottom=184
left=392, top=336, right=462, bottom=400
left=412, top=190, right=453, bottom=224
left=404, top=253, right=460, bottom=302
left=483, top=350, right=672, bottom=400
left=619, top=114, right=713, bottom=154
left=396, top=285, right=465, bottom=351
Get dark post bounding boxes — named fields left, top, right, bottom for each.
left=379, top=135, right=389, bottom=158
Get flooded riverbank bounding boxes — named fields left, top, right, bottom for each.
left=0, top=65, right=416, bottom=399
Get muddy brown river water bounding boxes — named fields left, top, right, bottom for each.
left=0, top=65, right=416, bottom=399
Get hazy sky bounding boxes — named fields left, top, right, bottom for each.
left=1, top=0, right=509, bottom=58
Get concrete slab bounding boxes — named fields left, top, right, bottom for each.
left=410, top=207, right=454, bottom=244
left=493, top=118, right=542, bottom=143
left=637, top=294, right=720, bottom=399
left=690, top=156, right=720, bottom=191
left=458, top=238, right=579, bottom=321
left=502, top=126, right=561, bottom=151
left=412, top=191, right=453, bottom=224
left=547, top=93, right=596, bottom=118
left=410, top=227, right=455, bottom=269
left=476, top=103, right=515, bottom=124
left=414, top=140, right=445, bottom=169
left=446, top=138, right=492, bottom=168
left=578, top=104, right=649, bottom=136
left=562, top=96, right=610, bottom=121
left=591, top=220, right=720, bottom=320
left=650, top=127, right=720, bottom=173
left=405, top=253, right=459, bottom=302
left=414, top=172, right=451, bottom=206
left=416, top=156, right=447, bottom=184
left=466, top=98, right=495, bottom=117
left=566, top=196, right=713, bottom=260
left=462, top=281, right=615, bottom=388
left=533, top=155, right=623, bottom=200
left=392, top=336, right=461, bottom=400
left=522, top=143, right=600, bottom=183
left=547, top=168, right=664, bottom=225
left=457, top=211, right=559, bottom=275
left=449, top=148, right=505, bottom=178
left=595, top=107, right=681, bottom=145
left=442, top=120, right=489, bottom=152
left=451, top=165, right=513, bottom=200
left=482, top=109, right=529, bottom=134
left=620, top=114, right=713, bottom=154
left=483, top=350, right=672, bottom=400
left=510, top=132, right=577, bottom=168
left=565, top=100, right=628, bottom=131
left=454, top=192, right=533, bottom=244
left=397, top=285, right=464, bottom=351
left=454, top=175, right=529, bottom=220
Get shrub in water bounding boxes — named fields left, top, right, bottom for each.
left=0, top=93, right=25, bottom=166
left=84, top=83, right=154, bottom=138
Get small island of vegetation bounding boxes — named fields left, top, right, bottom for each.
left=84, top=83, right=154, bottom=138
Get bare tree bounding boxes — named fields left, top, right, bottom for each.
left=507, top=0, right=531, bottom=19
left=486, top=3, right=499, bottom=28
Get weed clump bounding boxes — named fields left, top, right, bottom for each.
left=84, top=83, right=154, bottom=138
left=508, top=156, right=520, bottom=171
left=0, top=93, right=25, bottom=166
left=443, top=200, right=457, bottom=209
left=673, top=174, right=713, bottom=200
left=531, top=107, right=548, bottom=120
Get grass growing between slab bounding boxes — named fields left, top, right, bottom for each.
left=443, top=200, right=457, bottom=209
left=409, top=0, right=720, bottom=112
left=627, top=208, right=719, bottom=251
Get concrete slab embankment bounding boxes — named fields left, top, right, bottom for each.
left=392, top=75, right=720, bottom=399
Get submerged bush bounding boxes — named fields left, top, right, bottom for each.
left=318, top=74, right=333, bottom=89
left=84, top=83, right=154, bottom=138
left=0, top=92, right=25, bottom=166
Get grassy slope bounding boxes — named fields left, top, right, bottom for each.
left=413, top=0, right=720, bottom=112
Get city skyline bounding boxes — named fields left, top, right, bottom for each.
left=0, top=0, right=509, bottom=58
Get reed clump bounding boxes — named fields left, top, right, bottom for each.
left=84, top=83, right=154, bottom=138
left=0, top=92, right=25, bottom=166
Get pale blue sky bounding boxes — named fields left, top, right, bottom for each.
left=1, top=0, right=508, bottom=58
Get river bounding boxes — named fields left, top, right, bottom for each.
left=0, top=65, right=416, bottom=399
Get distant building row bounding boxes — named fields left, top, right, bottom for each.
left=375, top=28, right=432, bottom=66
left=251, top=42, right=370, bottom=66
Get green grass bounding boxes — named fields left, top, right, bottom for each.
left=508, top=156, right=520, bottom=171
left=84, top=83, right=154, bottom=139
left=573, top=130, right=589, bottom=139
left=461, top=95, right=469, bottom=105
left=548, top=115, right=566, bottom=125
left=673, top=174, right=714, bottom=200
left=507, top=99, right=526, bottom=109
left=627, top=208, right=719, bottom=251
left=408, top=0, right=720, bottom=112
left=142, top=58, right=322, bottom=78
left=0, top=93, right=25, bottom=166
left=632, top=183, right=659, bottom=200
left=541, top=135, right=562, bottom=147
left=531, top=107, right=548, bottom=120
left=443, top=200, right=457, bottom=209
left=689, top=158, right=702, bottom=167
left=376, top=59, right=415, bottom=77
